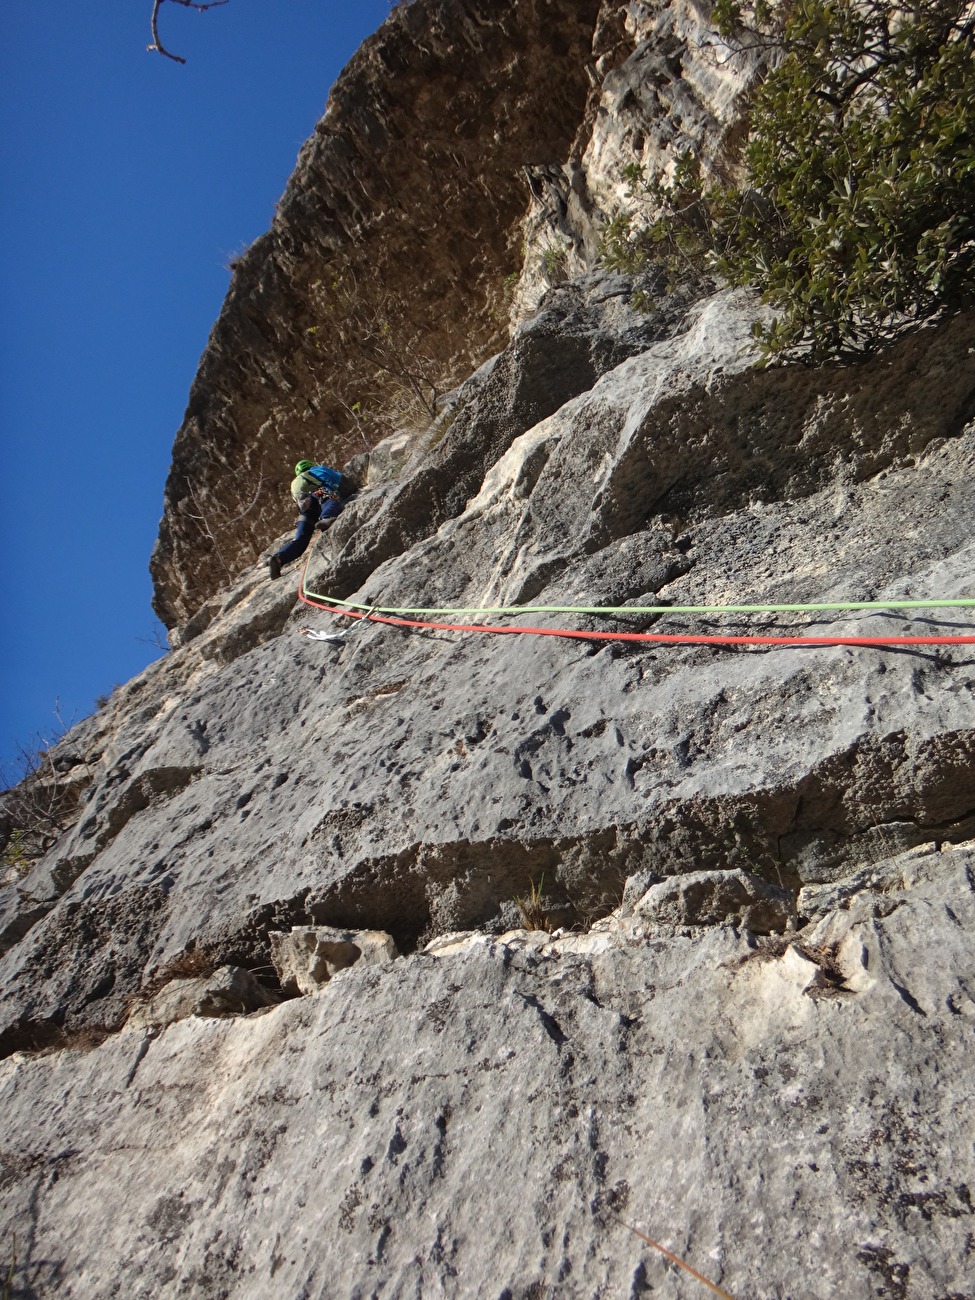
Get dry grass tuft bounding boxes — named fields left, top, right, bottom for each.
left=513, top=876, right=553, bottom=933
left=136, top=948, right=218, bottom=1003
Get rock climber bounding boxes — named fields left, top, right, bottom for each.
left=267, top=459, right=356, bottom=580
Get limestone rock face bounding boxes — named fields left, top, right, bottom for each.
left=513, top=0, right=774, bottom=317
left=269, top=925, right=399, bottom=995
left=124, top=964, right=279, bottom=1033
left=151, top=0, right=605, bottom=627
left=2, top=843, right=973, bottom=1297
left=2, top=2, right=975, bottom=1293
left=630, top=867, right=795, bottom=933
left=3, top=284, right=973, bottom=1056
left=150, top=0, right=775, bottom=627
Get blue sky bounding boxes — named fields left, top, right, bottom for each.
left=0, top=0, right=392, bottom=772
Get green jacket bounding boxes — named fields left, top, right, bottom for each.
left=291, top=472, right=323, bottom=507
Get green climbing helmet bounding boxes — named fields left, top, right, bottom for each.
left=294, top=459, right=315, bottom=476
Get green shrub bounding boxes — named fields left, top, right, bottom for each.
left=604, top=1, right=975, bottom=359
left=2, top=829, right=31, bottom=878
left=541, top=241, right=569, bottom=284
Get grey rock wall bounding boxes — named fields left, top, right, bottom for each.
left=2, top=286, right=973, bottom=1061
left=513, top=0, right=774, bottom=320
left=151, top=0, right=605, bottom=626
left=152, top=0, right=778, bottom=625
left=2, top=842, right=973, bottom=1297
left=1, top=3, right=974, bottom=1287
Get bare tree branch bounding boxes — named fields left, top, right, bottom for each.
left=178, top=470, right=267, bottom=579
left=309, top=269, right=445, bottom=430
left=1, top=706, right=92, bottom=875
left=147, top=0, right=231, bottom=64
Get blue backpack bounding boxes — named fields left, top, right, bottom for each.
left=305, top=465, right=343, bottom=495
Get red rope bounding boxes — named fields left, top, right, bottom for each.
left=297, top=576, right=975, bottom=648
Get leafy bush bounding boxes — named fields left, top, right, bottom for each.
left=604, top=0, right=975, bottom=358
left=541, top=241, right=570, bottom=284
left=2, top=829, right=31, bottom=879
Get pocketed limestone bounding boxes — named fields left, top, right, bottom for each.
left=125, top=965, right=278, bottom=1032
left=632, top=868, right=796, bottom=933
left=269, top=926, right=399, bottom=995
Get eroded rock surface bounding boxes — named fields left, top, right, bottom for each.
left=124, top=965, right=279, bottom=1034
left=2, top=3, right=974, bottom=1294
left=2, top=843, right=972, bottom=1297
left=269, top=925, right=399, bottom=995
left=629, top=866, right=795, bottom=932
left=152, top=0, right=776, bottom=626
left=3, top=286, right=973, bottom=1056
left=152, top=0, right=606, bottom=626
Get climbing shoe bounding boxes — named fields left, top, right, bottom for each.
left=267, top=555, right=282, bottom=581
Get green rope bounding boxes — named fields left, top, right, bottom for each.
left=301, top=589, right=975, bottom=618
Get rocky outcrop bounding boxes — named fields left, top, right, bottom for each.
left=152, top=0, right=606, bottom=627
left=3, top=283, right=972, bottom=1054
left=269, top=925, right=399, bottom=995
left=513, top=0, right=773, bottom=315
left=151, top=0, right=775, bottom=628
left=622, top=865, right=795, bottom=932
left=124, top=964, right=279, bottom=1034
left=3, top=842, right=973, bottom=1296
left=3, top=2, right=974, bottom=1294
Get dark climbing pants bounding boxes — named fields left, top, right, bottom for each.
left=273, top=497, right=343, bottom=567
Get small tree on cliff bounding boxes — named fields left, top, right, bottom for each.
left=1, top=714, right=85, bottom=877
left=604, top=0, right=975, bottom=359
left=306, top=269, right=444, bottom=432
